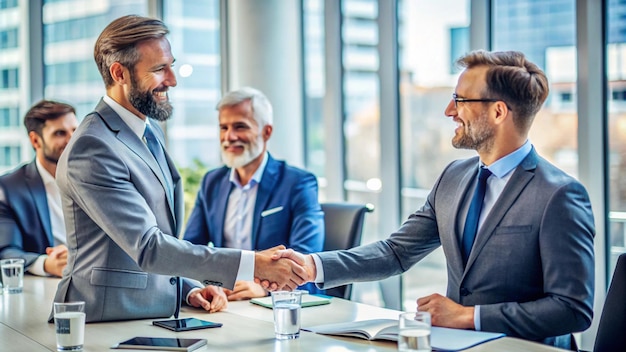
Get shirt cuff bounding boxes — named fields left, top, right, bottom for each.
left=186, top=287, right=201, bottom=306
left=237, top=250, right=255, bottom=282
left=474, top=305, right=481, bottom=330
left=27, top=254, right=50, bottom=277
left=312, top=253, right=324, bottom=283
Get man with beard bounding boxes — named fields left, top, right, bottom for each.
left=0, top=100, right=77, bottom=277
left=183, top=87, right=324, bottom=300
left=267, top=50, right=595, bottom=350
left=51, top=15, right=307, bottom=323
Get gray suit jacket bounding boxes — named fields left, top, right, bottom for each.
left=318, top=149, right=594, bottom=348
left=52, top=99, right=242, bottom=322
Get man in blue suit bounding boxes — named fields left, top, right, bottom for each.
left=0, top=100, right=78, bottom=277
left=184, top=87, right=324, bottom=300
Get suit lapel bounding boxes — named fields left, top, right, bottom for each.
left=252, top=155, right=279, bottom=248
left=94, top=100, right=178, bottom=231
left=451, top=164, right=479, bottom=274
left=464, top=150, right=538, bottom=271
left=25, top=161, right=53, bottom=246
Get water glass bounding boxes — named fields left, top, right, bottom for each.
left=271, top=290, right=303, bottom=339
left=398, top=311, right=431, bottom=352
left=1, top=258, right=24, bottom=294
left=54, top=301, right=86, bottom=351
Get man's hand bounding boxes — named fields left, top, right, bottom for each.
left=254, top=245, right=307, bottom=291
left=44, top=245, right=68, bottom=277
left=416, top=293, right=474, bottom=329
left=188, top=286, right=228, bottom=313
left=223, top=280, right=267, bottom=301
left=255, top=249, right=317, bottom=290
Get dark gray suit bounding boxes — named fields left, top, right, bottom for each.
left=53, top=99, right=242, bottom=322
left=317, top=148, right=594, bottom=348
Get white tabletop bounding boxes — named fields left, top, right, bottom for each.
left=0, top=276, right=567, bottom=352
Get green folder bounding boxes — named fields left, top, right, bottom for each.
left=250, top=294, right=332, bottom=308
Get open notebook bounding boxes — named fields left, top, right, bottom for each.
left=303, top=319, right=505, bottom=351
left=250, top=294, right=331, bottom=308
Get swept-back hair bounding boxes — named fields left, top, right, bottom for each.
left=457, top=50, right=549, bottom=133
left=94, top=15, right=169, bottom=88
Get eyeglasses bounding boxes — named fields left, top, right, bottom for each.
left=452, top=93, right=502, bottom=109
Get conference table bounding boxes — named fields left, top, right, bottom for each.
left=0, top=276, right=568, bottom=352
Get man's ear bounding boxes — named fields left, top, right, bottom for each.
left=109, top=62, right=128, bottom=84
left=28, top=131, right=42, bottom=150
left=263, top=124, right=273, bottom=141
left=492, top=101, right=510, bottom=125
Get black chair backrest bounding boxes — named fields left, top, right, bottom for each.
left=320, top=202, right=374, bottom=299
left=593, top=253, right=626, bottom=352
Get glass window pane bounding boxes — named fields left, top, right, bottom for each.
left=303, top=0, right=326, bottom=184
left=607, top=0, right=626, bottom=272
left=163, top=0, right=221, bottom=171
left=399, top=0, right=470, bottom=310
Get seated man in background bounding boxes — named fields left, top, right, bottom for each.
left=0, top=100, right=78, bottom=277
left=184, top=87, right=324, bottom=300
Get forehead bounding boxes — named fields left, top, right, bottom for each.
left=135, top=37, right=174, bottom=67
left=456, top=65, right=489, bottom=95
left=42, top=113, right=78, bottom=132
left=218, top=101, right=256, bottom=124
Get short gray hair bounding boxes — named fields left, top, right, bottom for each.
left=216, top=87, right=273, bottom=126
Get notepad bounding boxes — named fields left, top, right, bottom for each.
left=250, top=294, right=331, bottom=308
left=303, top=319, right=505, bottom=351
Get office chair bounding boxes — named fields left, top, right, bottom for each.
left=320, top=202, right=374, bottom=299
left=593, top=253, right=626, bottom=352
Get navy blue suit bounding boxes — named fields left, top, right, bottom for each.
left=184, top=154, right=324, bottom=293
left=0, top=160, right=54, bottom=268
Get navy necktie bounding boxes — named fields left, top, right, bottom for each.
left=143, top=124, right=173, bottom=202
left=462, top=167, right=492, bottom=265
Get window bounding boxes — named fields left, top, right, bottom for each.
left=0, top=68, right=18, bottom=89
left=0, top=28, right=18, bottom=49
left=0, top=145, right=21, bottom=167
left=398, top=0, right=471, bottom=310
left=0, top=107, right=19, bottom=127
left=163, top=0, right=222, bottom=170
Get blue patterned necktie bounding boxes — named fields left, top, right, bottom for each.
left=143, top=124, right=173, bottom=202
left=462, top=166, right=492, bottom=265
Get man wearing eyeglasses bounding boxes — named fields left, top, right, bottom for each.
left=268, top=50, right=594, bottom=350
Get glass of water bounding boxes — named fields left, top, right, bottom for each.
left=398, top=311, right=431, bottom=352
left=271, top=290, right=304, bottom=339
left=1, top=258, right=25, bottom=294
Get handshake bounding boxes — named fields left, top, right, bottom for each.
left=253, top=245, right=316, bottom=291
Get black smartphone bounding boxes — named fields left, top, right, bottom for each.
left=112, top=337, right=207, bottom=351
left=152, top=317, right=223, bottom=332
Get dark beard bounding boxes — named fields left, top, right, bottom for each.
left=128, top=74, right=173, bottom=122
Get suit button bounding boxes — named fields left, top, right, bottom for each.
left=169, top=277, right=177, bottom=285
left=460, top=287, right=470, bottom=296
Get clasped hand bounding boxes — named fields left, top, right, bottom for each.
left=253, top=246, right=316, bottom=291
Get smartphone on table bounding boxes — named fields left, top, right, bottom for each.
left=152, top=317, right=223, bottom=332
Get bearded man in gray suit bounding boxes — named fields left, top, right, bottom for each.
left=270, top=50, right=594, bottom=350
left=52, top=15, right=306, bottom=323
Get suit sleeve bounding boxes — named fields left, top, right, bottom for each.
left=286, top=172, right=324, bottom=254
left=479, top=181, right=595, bottom=339
left=0, top=183, right=42, bottom=267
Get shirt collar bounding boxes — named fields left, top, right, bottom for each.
left=102, top=95, right=147, bottom=139
left=483, top=140, right=532, bottom=178
left=229, top=151, right=269, bottom=189
left=35, top=158, right=55, bottom=186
